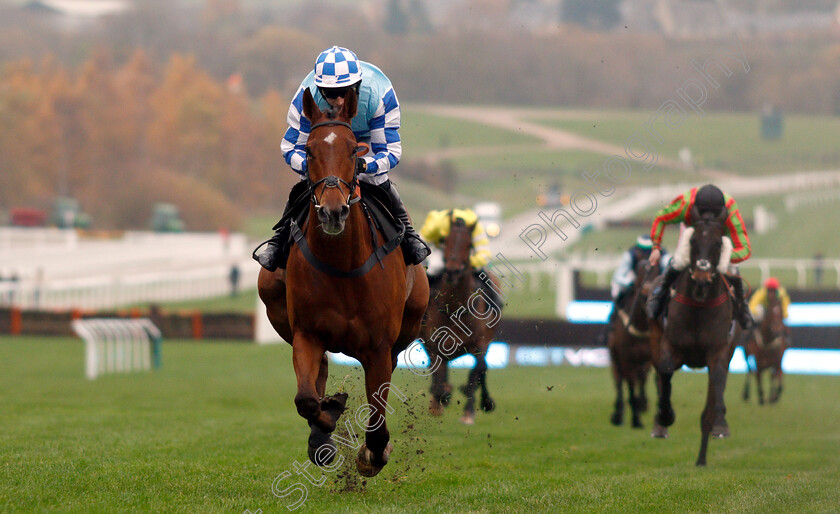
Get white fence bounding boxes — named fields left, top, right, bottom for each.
left=0, top=228, right=259, bottom=310
left=509, top=255, right=840, bottom=319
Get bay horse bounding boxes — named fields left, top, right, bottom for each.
left=649, top=208, right=739, bottom=466
left=421, top=216, right=499, bottom=425
left=608, top=259, right=659, bottom=429
left=742, top=291, right=788, bottom=404
left=257, top=88, right=429, bottom=477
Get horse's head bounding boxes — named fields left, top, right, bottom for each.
left=634, top=259, right=658, bottom=297
left=442, top=216, right=474, bottom=285
left=301, top=87, right=369, bottom=236
left=764, top=290, right=786, bottom=339
left=688, top=206, right=727, bottom=300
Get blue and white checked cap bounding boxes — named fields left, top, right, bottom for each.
left=314, top=46, right=362, bottom=87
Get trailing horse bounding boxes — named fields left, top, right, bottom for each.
left=421, top=216, right=500, bottom=425
left=257, top=88, right=429, bottom=477
left=608, top=260, right=659, bottom=428
left=649, top=208, right=740, bottom=466
left=742, top=292, right=788, bottom=404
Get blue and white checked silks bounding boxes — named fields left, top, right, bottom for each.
left=281, top=58, right=402, bottom=186
left=313, top=46, right=363, bottom=87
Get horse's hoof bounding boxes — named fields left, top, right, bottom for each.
left=711, top=425, right=730, bottom=438
left=356, top=442, right=393, bottom=477
left=429, top=399, right=444, bottom=416
left=322, top=392, right=349, bottom=415
left=656, top=410, right=675, bottom=427
left=480, top=397, right=496, bottom=412
left=610, top=412, right=623, bottom=426
left=439, top=391, right=452, bottom=406
left=459, top=413, right=475, bottom=425
left=651, top=424, right=669, bottom=438
left=632, top=419, right=644, bottom=429
left=308, top=438, right=337, bottom=466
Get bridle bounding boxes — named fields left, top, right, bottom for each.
left=307, top=120, right=361, bottom=210
left=443, top=219, right=473, bottom=279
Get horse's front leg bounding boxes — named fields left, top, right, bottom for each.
left=609, top=340, right=624, bottom=426
left=292, top=333, right=347, bottom=466
left=697, top=356, right=730, bottom=466
left=356, top=352, right=398, bottom=477
left=428, top=350, right=452, bottom=415
left=710, top=349, right=731, bottom=438
left=651, top=338, right=678, bottom=438
left=459, top=351, right=488, bottom=425
left=258, top=268, right=293, bottom=342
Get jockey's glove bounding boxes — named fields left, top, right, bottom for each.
left=355, top=157, right=367, bottom=175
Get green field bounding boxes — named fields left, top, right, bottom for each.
left=529, top=112, right=840, bottom=175
left=2, top=336, right=839, bottom=512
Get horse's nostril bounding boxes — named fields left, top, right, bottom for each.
left=340, top=205, right=350, bottom=218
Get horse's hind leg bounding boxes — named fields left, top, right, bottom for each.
left=756, top=368, right=766, bottom=405
left=478, top=355, right=496, bottom=413
left=627, top=379, right=643, bottom=429
left=609, top=346, right=624, bottom=426
left=356, top=352, right=398, bottom=478
left=292, top=334, right=347, bottom=466
left=638, top=366, right=650, bottom=412
left=652, top=371, right=675, bottom=438
left=770, top=366, right=783, bottom=403
left=428, top=355, right=451, bottom=415
left=742, top=368, right=751, bottom=401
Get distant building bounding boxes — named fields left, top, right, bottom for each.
left=21, top=0, right=130, bottom=31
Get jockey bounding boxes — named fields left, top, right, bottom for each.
left=749, top=277, right=791, bottom=323
left=255, top=46, right=430, bottom=271
left=420, top=208, right=503, bottom=307
left=611, top=234, right=670, bottom=303
left=646, top=184, right=753, bottom=328
left=597, top=235, right=670, bottom=345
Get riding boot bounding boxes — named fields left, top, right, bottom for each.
left=253, top=180, right=310, bottom=271
left=728, top=274, right=754, bottom=329
left=379, top=181, right=431, bottom=265
left=646, top=265, right=681, bottom=319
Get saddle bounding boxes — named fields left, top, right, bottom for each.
left=270, top=180, right=405, bottom=276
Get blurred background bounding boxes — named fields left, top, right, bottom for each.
left=1, top=0, right=839, bottom=319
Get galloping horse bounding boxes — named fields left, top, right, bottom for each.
left=608, top=260, right=659, bottom=429
left=649, top=208, right=739, bottom=466
left=257, top=88, right=429, bottom=477
left=422, top=216, right=498, bottom=425
left=742, top=292, right=788, bottom=404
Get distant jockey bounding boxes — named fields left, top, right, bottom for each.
left=646, top=184, right=753, bottom=328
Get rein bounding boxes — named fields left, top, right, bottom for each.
left=294, top=120, right=405, bottom=277
left=674, top=291, right=728, bottom=308
left=307, top=120, right=361, bottom=209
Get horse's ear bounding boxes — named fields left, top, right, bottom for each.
left=715, top=205, right=728, bottom=224
left=340, top=87, right=358, bottom=120
left=689, top=204, right=701, bottom=225
left=302, top=88, right=320, bottom=122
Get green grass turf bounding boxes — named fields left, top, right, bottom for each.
left=2, top=336, right=839, bottom=512
left=400, top=108, right=541, bottom=156
left=530, top=112, right=840, bottom=174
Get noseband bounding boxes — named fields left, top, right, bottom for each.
left=307, top=120, right=361, bottom=209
